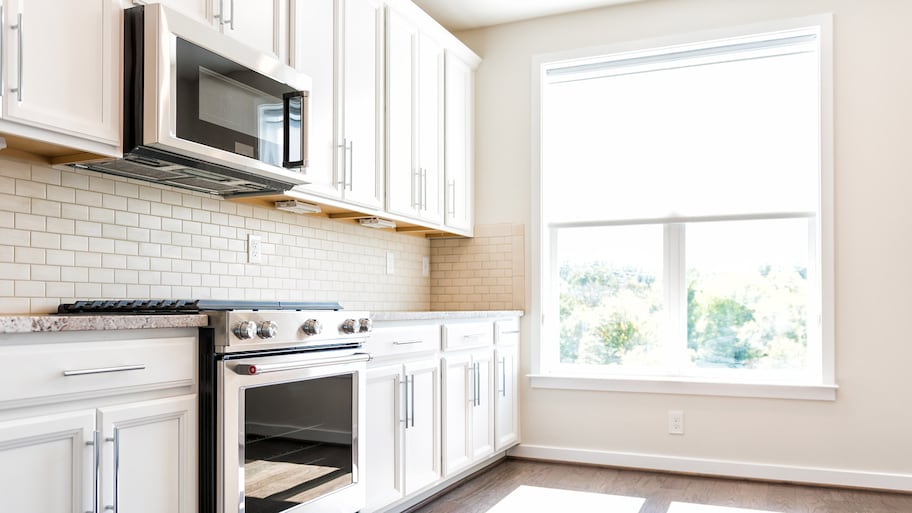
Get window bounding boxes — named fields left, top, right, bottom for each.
left=532, top=18, right=834, bottom=399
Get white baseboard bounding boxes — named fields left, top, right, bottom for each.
left=507, top=444, right=912, bottom=493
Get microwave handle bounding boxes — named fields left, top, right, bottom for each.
left=282, top=91, right=309, bottom=170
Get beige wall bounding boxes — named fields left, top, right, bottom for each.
left=0, top=159, right=430, bottom=314
left=458, top=0, right=912, bottom=478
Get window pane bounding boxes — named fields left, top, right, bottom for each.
left=557, top=225, right=664, bottom=369
left=685, top=219, right=810, bottom=373
left=542, top=34, right=819, bottom=223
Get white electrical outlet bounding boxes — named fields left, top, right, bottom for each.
left=386, top=251, right=395, bottom=275
left=422, top=256, right=430, bottom=277
left=248, top=234, right=262, bottom=263
left=668, top=410, right=684, bottom=435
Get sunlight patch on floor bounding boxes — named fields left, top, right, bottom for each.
left=486, top=485, right=645, bottom=512
left=668, top=502, right=783, bottom=513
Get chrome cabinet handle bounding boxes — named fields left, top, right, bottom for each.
left=104, top=429, right=120, bottom=513
left=392, top=339, right=423, bottom=345
left=474, top=362, right=481, bottom=407
left=63, top=364, right=146, bottom=377
left=468, top=363, right=475, bottom=406
left=411, top=169, right=420, bottom=209
left=337, top=139, right=348, bottom=188
left=447, top=180, right=456, bottom=217
left=234, top=352, right=371, bottom=375
left=500, top=330, right=520, bottom=335
left=346, top=140, right=353, bottom=191
left=410, top=374, right=416, bottom=427
left=1, top=7, right=4, bottom=97
left=229, top=0, right=235, bottom=30
left=334, top=139, right=355, bottom=191
left=86, top=431, right=99, bottom=513
left=10, top=12, right=21, bottom=101
left=463, top=333, right=486, bottom=341
left=420, top=169, right=427, bottom=211
left=499, top=357, right=507, bottom=397
left=400, top=377, right=408, bottom=428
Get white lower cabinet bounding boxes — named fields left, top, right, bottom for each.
left=98, top=395, right=197, bottom=513
left=365, top=325, right=441, bottom=513
left=365, top=316, right=519, bottom=512
left=442, top=346, right=495, bottom=476
left=0, top=329, right=197, bottom=513
left=0, top=410, right=95, bottom=512
left=494, top=344, right=519, bottom=451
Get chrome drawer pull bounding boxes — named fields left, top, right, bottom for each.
left=499, top=330, right=520, bottom=335
left=63, top=364, right=146, bottom=377
left=392, top=339, right=424, bottom=346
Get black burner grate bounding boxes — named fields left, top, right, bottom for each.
left=57, top=299, right=343, bottom=314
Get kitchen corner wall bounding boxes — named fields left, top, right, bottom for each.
left=429, top=223, right=525, bottom=311
left=0, top=158, right=430, bottom=314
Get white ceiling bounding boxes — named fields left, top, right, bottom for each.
left=411, top=0, right=643, bottom=31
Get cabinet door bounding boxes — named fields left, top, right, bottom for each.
left=156, top=0, right=213, bottom=25
left=417, top=32, right=443, bottom=223
left=222, top=0, right=288, bottom=63
left=293, top=0, right=342, bottom=196
left=494, top=344, right=519, bottom=450
left=98, top=395, right=197, bottom=513
left=444, top=53, right=473, bottom=232
left=0, top=410, right=95, bottom=513
left=5, top=0, right=119, bottom=144
left=365, top=364, right=404, bottom=511
left=341, top=0, right=384, bottom=208
left=403, top=358, right=440, bottom=494
left=441, top=351, right=471, bottom=476
left=386, top=9, right=419, bottom=218
left=470, top=348, right=495, bottom=460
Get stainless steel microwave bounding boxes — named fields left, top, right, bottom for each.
left=74, top=4, right=311, bottom=197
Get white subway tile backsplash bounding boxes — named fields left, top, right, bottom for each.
left=32, top=232, right=61, bottom=250
left=1, top=161, right=431, bottom=314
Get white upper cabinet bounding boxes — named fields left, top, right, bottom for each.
left=157, top=0, right=288, bottom=62
left=386, top=8, right=444, bottom=224
left=3, top=0, right=119, bottom=145
left=223, top=0, right=288, bottom=62
left=444, top=53, right=475, bottom=234
left=293, top=0, right=384, bottom=208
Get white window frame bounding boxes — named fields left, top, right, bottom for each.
left=529, top=15, right=836, bottom=401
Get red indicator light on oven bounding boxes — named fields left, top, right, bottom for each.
left=247, top=365, right=257, bottom=375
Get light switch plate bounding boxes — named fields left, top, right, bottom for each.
left=386, top=251, right=395, bottom=275
left=422, top=256, right=430, bottom=277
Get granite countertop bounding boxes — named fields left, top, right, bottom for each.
left=372, top=310, right=523, bottom=322
left=0, top=314, right=210, bottom=334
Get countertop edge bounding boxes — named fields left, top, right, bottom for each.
left=372, top=310, right=524, bottom=322
left=0, top=314, right=210, bottom=334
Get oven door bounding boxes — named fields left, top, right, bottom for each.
left=218, top=349, right=369, bottom=513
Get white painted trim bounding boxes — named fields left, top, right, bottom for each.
left=530, top=374, right=837, bottom=401
left=508, top=444, right=912, bottom=493
left=530, top=13, right=836, bottom=389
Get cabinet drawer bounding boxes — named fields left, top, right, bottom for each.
left=495, top=318, right=520, bottom=346
left=442, top=321, right=493, bottom=351
left=368, top=324, right=441, bottom=358
left=0, top=336, right=196, bottom=407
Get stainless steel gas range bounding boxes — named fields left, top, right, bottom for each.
left=59, top=300, right=372, bottom=513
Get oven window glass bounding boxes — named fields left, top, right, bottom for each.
left=176, top=38, right=298, bottom=168
left=242, top=374, right=354, bottom=513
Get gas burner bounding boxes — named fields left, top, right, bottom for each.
left=57, top=299, right=343, bottom=314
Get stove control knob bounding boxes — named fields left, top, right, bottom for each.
left=257, top=320, right=279, bottom=339
left=359, top=318, right=373, bottom=333
left=341, top=318, right=358, bottom=334
left=233, top=321, right=258, bottom=340
left=302, top=319, right=323, bottom=336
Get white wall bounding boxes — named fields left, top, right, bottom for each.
left=458, top=0, right=912, bottom=484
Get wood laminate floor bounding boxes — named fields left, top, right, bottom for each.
left=412, top=459, right=912, bottom=513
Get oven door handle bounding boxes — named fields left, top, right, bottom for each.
left=233, top=352, right=372, bottom=375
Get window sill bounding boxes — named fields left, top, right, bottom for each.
left=529, top=374, right=838, bottom=401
